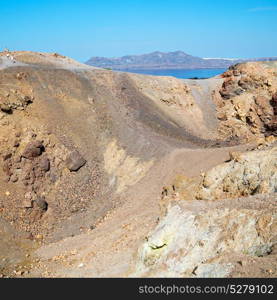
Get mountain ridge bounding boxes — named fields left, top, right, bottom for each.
left=85, top=50, right=277, bottom=70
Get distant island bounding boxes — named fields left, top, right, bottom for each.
left=85, top=50, right=277, bottom=70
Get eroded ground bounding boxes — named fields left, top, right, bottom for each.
left=0, top=51, right=276, bottom=277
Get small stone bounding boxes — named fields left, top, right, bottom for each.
left=14, top=270, right=24, bottom=276
left=49, top=171, right=58, bottom=183
left=4, top=175, right=10, bottom=182
left=24, top=191, right=33, bottom=200
left=16, top=72, right=27, bottom=80
left=0, top=103, right=12, bottom=113
left=39, top=157, right=50, bottom=172
left=65, top=150, right=86, bottom=171
left=3, top=152, right=12, bottom=161
left=22, top=180, right=29, bottom=186
left=3, top=160, right=12, bottom=176
left=14, top=156, right=21, bottom=163
left=35, top=196, right=48, bottom=211
left=10, top=174, right=18, bottom=183
left=13, top=140, right=20, bottom=147
left=27, top=233, right=34, bottom=240
left=22, top=198, right=33, bottom=208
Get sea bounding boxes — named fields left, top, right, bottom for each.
left=120, top=68, right=226, bottom=79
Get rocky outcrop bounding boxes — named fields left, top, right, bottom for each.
left=215, top=62, right=277, bottom=140
left=134, top=197, right=277, bottom=277
left=195, top=147, right=277, bottom=200
left=142, top=144, right=277, bottom=277
left=160, top=146, right=277, bottom=207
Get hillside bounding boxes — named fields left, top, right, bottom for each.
left=0, top=51, right=276, bottom=278
left=85, top=50, right=277, bottom=70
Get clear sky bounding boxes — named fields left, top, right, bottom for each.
left=1, top=0, right=277, bottom=62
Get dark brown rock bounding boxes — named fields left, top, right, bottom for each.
left=3, top=152, right=12, bottom=161
left=13, top=140, right=20, bottom=147
left=21, top=95, right=33, bottom=105
left=22, top=140, right=44, bottom=159
left=0, top=103, right=12, bottom=113
left=270, top=93, right=277, bottom=115
left=65, top=150, right=86, bottom=171
left=35, top=196, right=48, bottom=211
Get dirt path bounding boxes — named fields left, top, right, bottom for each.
left=183, top=78, right=223, bottom=133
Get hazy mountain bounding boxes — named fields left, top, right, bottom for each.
left=85, top=51, right=277, bottom=70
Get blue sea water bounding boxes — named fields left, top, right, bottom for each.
left=121, top=68, right=226, bottom=79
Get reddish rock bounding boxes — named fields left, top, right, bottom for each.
left=22, top=140, right=44, bottom=159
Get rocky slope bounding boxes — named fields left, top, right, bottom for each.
left=0, top=50, right=276, bottom=278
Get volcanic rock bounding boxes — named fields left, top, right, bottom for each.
left=65, top=150, right=86, bottom=171
left=22, top=140, right=44, bottom=159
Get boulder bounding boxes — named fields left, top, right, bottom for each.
left=22, top=140, right=44, bottom=159
left=65, top=150, right=86, bottom=171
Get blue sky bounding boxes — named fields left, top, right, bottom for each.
left=1, top=0, right=277, bottom=61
